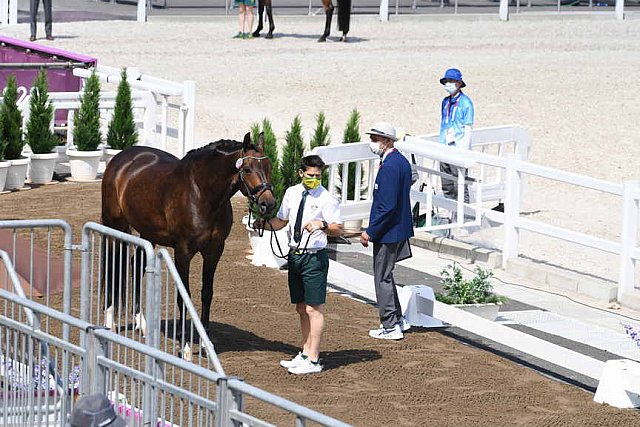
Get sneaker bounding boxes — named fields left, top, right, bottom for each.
left=243, top=33, right=254, bottom=40
left=369, top=324, right=403, bottom=340
left=287, top=358, right=322, bottom=375
left=232, top=32, right=243, bottom=39
left=279, top=352, right=306, bottom=369
left=379, top=317, right=411, bottom=332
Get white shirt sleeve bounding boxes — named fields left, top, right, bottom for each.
left=277, top=189, right=291, bottom=221
left=322, top=195, right=343, bottom=225
left=459, top=125, right=473, bottom=150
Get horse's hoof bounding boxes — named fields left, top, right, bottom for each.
left=252, top=31, right=260, bottom=38
left=318, top=37, right=327, bottom=43
left=340, top=35, right=348, bottom=42
left=135, top=312, right=147, bottom=338
left=265, top=33, right=273, bottom=40
left=104, top=306, right=115, bottom=331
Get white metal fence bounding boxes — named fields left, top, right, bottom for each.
left=0, top=220, right=351, bottom=426
left=312, top=124, right=640, bottom=306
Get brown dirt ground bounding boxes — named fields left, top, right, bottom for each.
left=1, top=182, right=639, bottom=427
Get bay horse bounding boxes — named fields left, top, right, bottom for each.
left=252, top=0, right=352, bottom=42
left=101, top=132, right=275, bottom=335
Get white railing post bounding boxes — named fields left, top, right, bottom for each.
left=182, top=80, right=196, bottom=156
left=502, top=155, right=521, bottom=268
left=8, top=0, right=17, bottom=24
left=137, top=0, right=146, bottom=22
left=617, top=180, right=639, bottom=303
left=615, top=0, right=624, bottom=21
left=1, top=0, right=8, bottom=25
left=499, top=0, right=509, bottom=21
left=379, top=0, right=389, bottom=22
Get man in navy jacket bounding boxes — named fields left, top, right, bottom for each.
left=360, top=122, right=414, bottom=340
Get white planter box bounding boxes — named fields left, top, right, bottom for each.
left=103, top=147, right=122, bottom=167
left=67, top=148, right=102, bottom=181
left=0, top=161, right=10, bottom=192
left=29, top=152, right=59, bottom=184
left=243, top=215, right=288, bottom=269
left=5, top=157, right=30, bottom=190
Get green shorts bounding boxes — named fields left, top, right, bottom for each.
left=234, top=0, right=255, bottom=6
left=287, top=249, right=329, bottom=306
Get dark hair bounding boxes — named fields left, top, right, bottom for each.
left=300, top=155, right=325, bottom=171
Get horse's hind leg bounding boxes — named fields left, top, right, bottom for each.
left=337, top=0, right=351, bottom=42
left=252, top=0, right=265, bottom=37
left=319, top=0, right=334, bottom=42
left=132, top=245, right=149, bottom=337
left=265, top=2, right=275, bottom=39
left=102, top=236, right=124, bottom=332
left=200, top=239, right=226, bottom=333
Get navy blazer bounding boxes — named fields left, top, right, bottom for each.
left=366, top=149, right=415, bottom=244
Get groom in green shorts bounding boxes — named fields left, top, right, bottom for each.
left=254, top=155, right=343, bottom=375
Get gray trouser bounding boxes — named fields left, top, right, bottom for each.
left=440, top=162, right=469, bottom=204
left=30, top=0, right=53, bottom=37
left=373, top=241, right=411, bottom=329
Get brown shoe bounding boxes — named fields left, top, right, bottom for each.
left=45, top=35, right=54, bottom=41
left=29, top=35, right=36, bottom=42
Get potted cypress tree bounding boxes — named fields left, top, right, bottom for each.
left=104, top=68, right=138, bottom=165
left=0, top=74, right=28, bottom=190
left=245, top=119, right=288, bottom=268
left=25, top=69, right=59, bottom=184
left=309, top=111, right=330, bottom=189
left=67, top=70, right=103, bottom=181
left=280, top=115, right=306, bottom=190
left=337, top=108, right=366, bottom=233
left=0, top=108, right=9, bottom=192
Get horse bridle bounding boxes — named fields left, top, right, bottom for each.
left=237, top=154, right=274, bottom=204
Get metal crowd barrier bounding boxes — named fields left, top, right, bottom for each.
left=0, top=221, right=351, bottom=426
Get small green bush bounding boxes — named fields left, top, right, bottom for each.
left=337, top=108, right=366, bottom=199
left=250, top=118, right=284, bottom=219
left=25, top=69, right=57, bottom=154
left=73, top=71, right=102, bottom=151
left=310, top=111, right=330, bottom=189
left=0, top=74, right=25, bottom=160
left=436, top=263, right=507, bottom=305
left=280, top=115, right=306, bottom=190
left=106, top=68, right=138, bottom=150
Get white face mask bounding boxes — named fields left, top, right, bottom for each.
left=443, top=82, right=458, bottom=95
left=369, top=142, right=384, bottom=156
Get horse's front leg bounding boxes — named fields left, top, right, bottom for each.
left=200, top=240, right=226, bottom=332
left=319, top=0, right=334, bottom=42
left=174, top=246, right=195, bottom=335
left=252, top=0, right=265, bottom=37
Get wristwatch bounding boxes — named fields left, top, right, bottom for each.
left=321, top=220, right=328, bottom=231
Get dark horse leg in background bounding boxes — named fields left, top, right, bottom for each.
left=252, top=0, right=275, bottom=39
left=319, top=0, right=351, bottom=42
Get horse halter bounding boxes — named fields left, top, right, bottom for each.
left=237, top=154, right=274, bottom=204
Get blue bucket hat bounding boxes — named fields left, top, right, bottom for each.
left=439, top=68, right=466, bottom=88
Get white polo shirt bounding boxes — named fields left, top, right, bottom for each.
left=277, top=184, right=342, bottom=250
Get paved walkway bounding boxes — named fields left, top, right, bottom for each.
left=326, top=238, right=640, bottom=391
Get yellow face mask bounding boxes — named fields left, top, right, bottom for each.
left=302, top=177, right=321, bottom=190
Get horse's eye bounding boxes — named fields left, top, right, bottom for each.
left=243, top=167, right=252, bottom=174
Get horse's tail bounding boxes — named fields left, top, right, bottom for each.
left=337, top=0, right=351, bottom=34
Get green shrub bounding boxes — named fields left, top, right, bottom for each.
left=436, top=263, right=507, bottom=305
left=106, top=68, right=138, bottom=150
left=280, top=115, right=306, bottom=190
left=310, top=111, right=330, bottom=189
left=25, top=69, right=57, bottom=154
left=0, top=74, right=25, bottom=160
left=73, top=71, right=102, bottom=151
left=337, top=108, right=366, bottom=199
left=251, top=118, right=284, bottom=218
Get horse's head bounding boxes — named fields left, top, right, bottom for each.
left=237, top=132, right=277, bottom=216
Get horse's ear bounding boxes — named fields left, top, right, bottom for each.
left=242, top=132, right=251, bottom=151
left=256, top=132, right=265, bottom=152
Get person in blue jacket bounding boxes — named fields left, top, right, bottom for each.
left=360, top=122, right=414, bottom=340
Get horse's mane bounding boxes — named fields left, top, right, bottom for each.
left=185, top=139, right=260, bottom=158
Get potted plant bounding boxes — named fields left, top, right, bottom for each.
left=337, top=108, right=366, bottom=234
left=435, top=262, right=507, bottom=321
left=105, top=68, right=138, bottom=165
left=245, top=118, right=288, bottom=269
left=25, top=69, right=59, bottom=185
left=0, top=108, right=9, bottom=192
left=0, top=74, right=28, bottom=190
left=67, top=70, right=102, bottom=181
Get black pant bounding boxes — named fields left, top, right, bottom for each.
left=30, top=0, right=53, bottom=38
left=440, top=162, right=469, bottom=204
